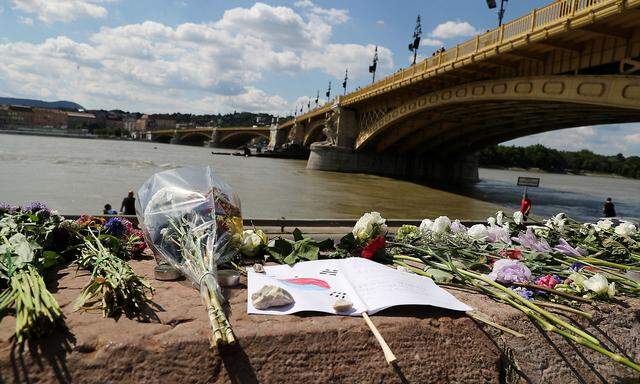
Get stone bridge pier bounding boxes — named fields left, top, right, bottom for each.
left=306, top=106, right=479, bottom=184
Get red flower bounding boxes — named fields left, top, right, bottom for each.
left=499, top=248, right=522, bottom=260
left=361, top=236, right=386, bottom=260
left=129, top=229, right=147, bottom=258
left=535, top=274, right=559, bottom=289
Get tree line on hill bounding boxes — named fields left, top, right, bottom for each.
left=479, top=144, right=640, bottom=179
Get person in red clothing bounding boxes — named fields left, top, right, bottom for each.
left=520, top=192, right=532, bottom=221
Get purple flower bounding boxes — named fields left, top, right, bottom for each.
left=511, top=287, right=534, bottom=301
left=511, top=228, right=552, bottom=252
left=104, top=217, right=133, bottom=237
left=487, top=226, right=511, bottom=244
left=570, top=262, right=585, bottom=272
left=488, top=259, right=532, bottom=284
left=0, top=201, right=15, bottom=214
left=23, top=201, right=50, bottom=214
left=553, top=238, right=587, bottom=257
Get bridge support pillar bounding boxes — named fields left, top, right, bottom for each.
left=307, top=144, right=479, bottom=184
left=208, top=129, right=221, bottom=148
left=268, top=124, right=289, bottom=150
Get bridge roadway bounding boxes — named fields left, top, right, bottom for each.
left=273, top=0, right=640, bottom=184
left=147, top=126, right=270, bottom=147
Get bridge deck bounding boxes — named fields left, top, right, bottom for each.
left=280, top=0, right=640, bottom=129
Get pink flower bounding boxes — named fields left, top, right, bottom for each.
left=535, top=274, right=560, bottom=289
left=488, top=259, right=532, bottom=284
left=499, top=248, right=523, bottom=260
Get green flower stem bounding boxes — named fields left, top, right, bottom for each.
left=512, top=282, right=592, bottom=304
left=506, top=296, right=640, bottom=373
left=561, top=255, right=640, bottom=290
left=580, top=258, right=640, bottom=271
left=533, top=301, right=593, bottom=319
left=394, top=260, right=525, bottom=339
left=467, top=311, right=526, bottom=338
left=392, top=244, right=601, bottom=346
left=458, top=268, right=601, bottom=346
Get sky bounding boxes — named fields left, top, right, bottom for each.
left=0, top=0, right=639, bottom=156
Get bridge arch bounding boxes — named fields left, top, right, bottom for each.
left=356, top=76, right=640, bottom=152
left=219, top=131, right=269, bottom=147
left=179, top=131, right=212, bottom=145
left=303, top=120, right=327, bottom=146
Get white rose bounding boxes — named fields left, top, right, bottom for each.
left=582, top=273, right=615, bottom=298
left=240, top=229, right=267, bottom=257
left=353, top=212, right=386, bottom=240
left=419, top=219, right=433, bottom=234
left=467, top=224, right=488, bottom=241
left=513, top=211, right=524, bottom=225
left=432, top=216, right=451, bottom=234
left=615, top=222, right=637, bottom=237
left=487, top=217, right=497, bottom=227
left=595, top=219, right=613, bottom=231
left=496, top=211, right=504, bottom=227
left=450, top=219, right=467, bottom=234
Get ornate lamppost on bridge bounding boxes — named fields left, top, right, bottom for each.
left=315, top=90, right=319, bottom=107
left=325, top=81, right=332, bottom=101
left=486, top=0, right=509, bottom=26
left=408, top=15, right=422, bottom=66
left=369, top=46, right=378, bottom=83
left=342, top=69, right=348, bottom=95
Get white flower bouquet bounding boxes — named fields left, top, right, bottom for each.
left=137, top=165, right=243, bottom=346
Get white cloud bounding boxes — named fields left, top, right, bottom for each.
left=12, top=0, right=111, bottom=24
left=431, top=20, right=480, bottom=39
left=294, top=0, right=349, bottom=24
left=17, top=16, right=33, bottom=26
left=507, top=124, right=640, bottom=156
left=376, top=20, right=384, bottom=26
left=0, top=2, right=393, bottom=115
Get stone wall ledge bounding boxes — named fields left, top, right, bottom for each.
left=1, top=258, right=638, bottom=383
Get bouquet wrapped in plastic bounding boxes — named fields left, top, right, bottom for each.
left=137, top=166, right=243, bottom=346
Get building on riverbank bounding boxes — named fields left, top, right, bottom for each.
left=0, top=105, right=68, bottom=130
left=66, top=111, right=96, bottom=130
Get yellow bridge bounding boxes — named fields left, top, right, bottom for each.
left=274, top=0, right=640, bottom=183
left=147, top=126, right=271, bottom=147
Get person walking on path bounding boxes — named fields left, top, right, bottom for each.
left=520, top=192, right=532, bottom=221
left=603, top=197, right=617, bottom=218
left=120, top=191, right=136, bottom=215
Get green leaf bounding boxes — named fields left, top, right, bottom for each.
left=423, top=268, right=454, bottom=283
left=294, top=240, right=319, bottom=261
left=317, top=238, right=334, bottom=251
left=292, top=228, right=304, bottom=242
left=337, top=232, right=357, bottom=251
left=42, top=251, right=60, bottom=269
left=267, top=238, right=293, bottom=263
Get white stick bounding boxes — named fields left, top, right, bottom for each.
left=362, top=312, right=397, bottom=365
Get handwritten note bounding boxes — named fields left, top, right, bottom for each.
left=247, top=258, right=472, bottom=316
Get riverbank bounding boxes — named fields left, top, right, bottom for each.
left=481, top=165, right=636, bottom=180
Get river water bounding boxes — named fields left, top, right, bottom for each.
left=0, top=134, right=638, bottom=221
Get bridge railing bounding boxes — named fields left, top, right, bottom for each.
left=337, top=0, right=619, bottom=105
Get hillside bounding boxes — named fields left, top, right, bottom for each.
left=0, top=97, right=84, bottom=110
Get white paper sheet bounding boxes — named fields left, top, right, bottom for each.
left=247, top=258, right=472, bottom=316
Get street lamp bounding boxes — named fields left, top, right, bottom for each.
left=342, top=69, right=348, bottom=95
left=408, top=15, right=422, bottom=65
left=369, top=46, right=379, bottom=83
left=325, top=81, right=332, bottom=100
left=487, top=0, right=508, bottom=26
left=315, top=90, right=319, bottom=106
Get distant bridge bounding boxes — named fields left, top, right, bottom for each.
left=271, top=0, right=640, bottom=183
left=147, top=126, right=270, bottom=147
